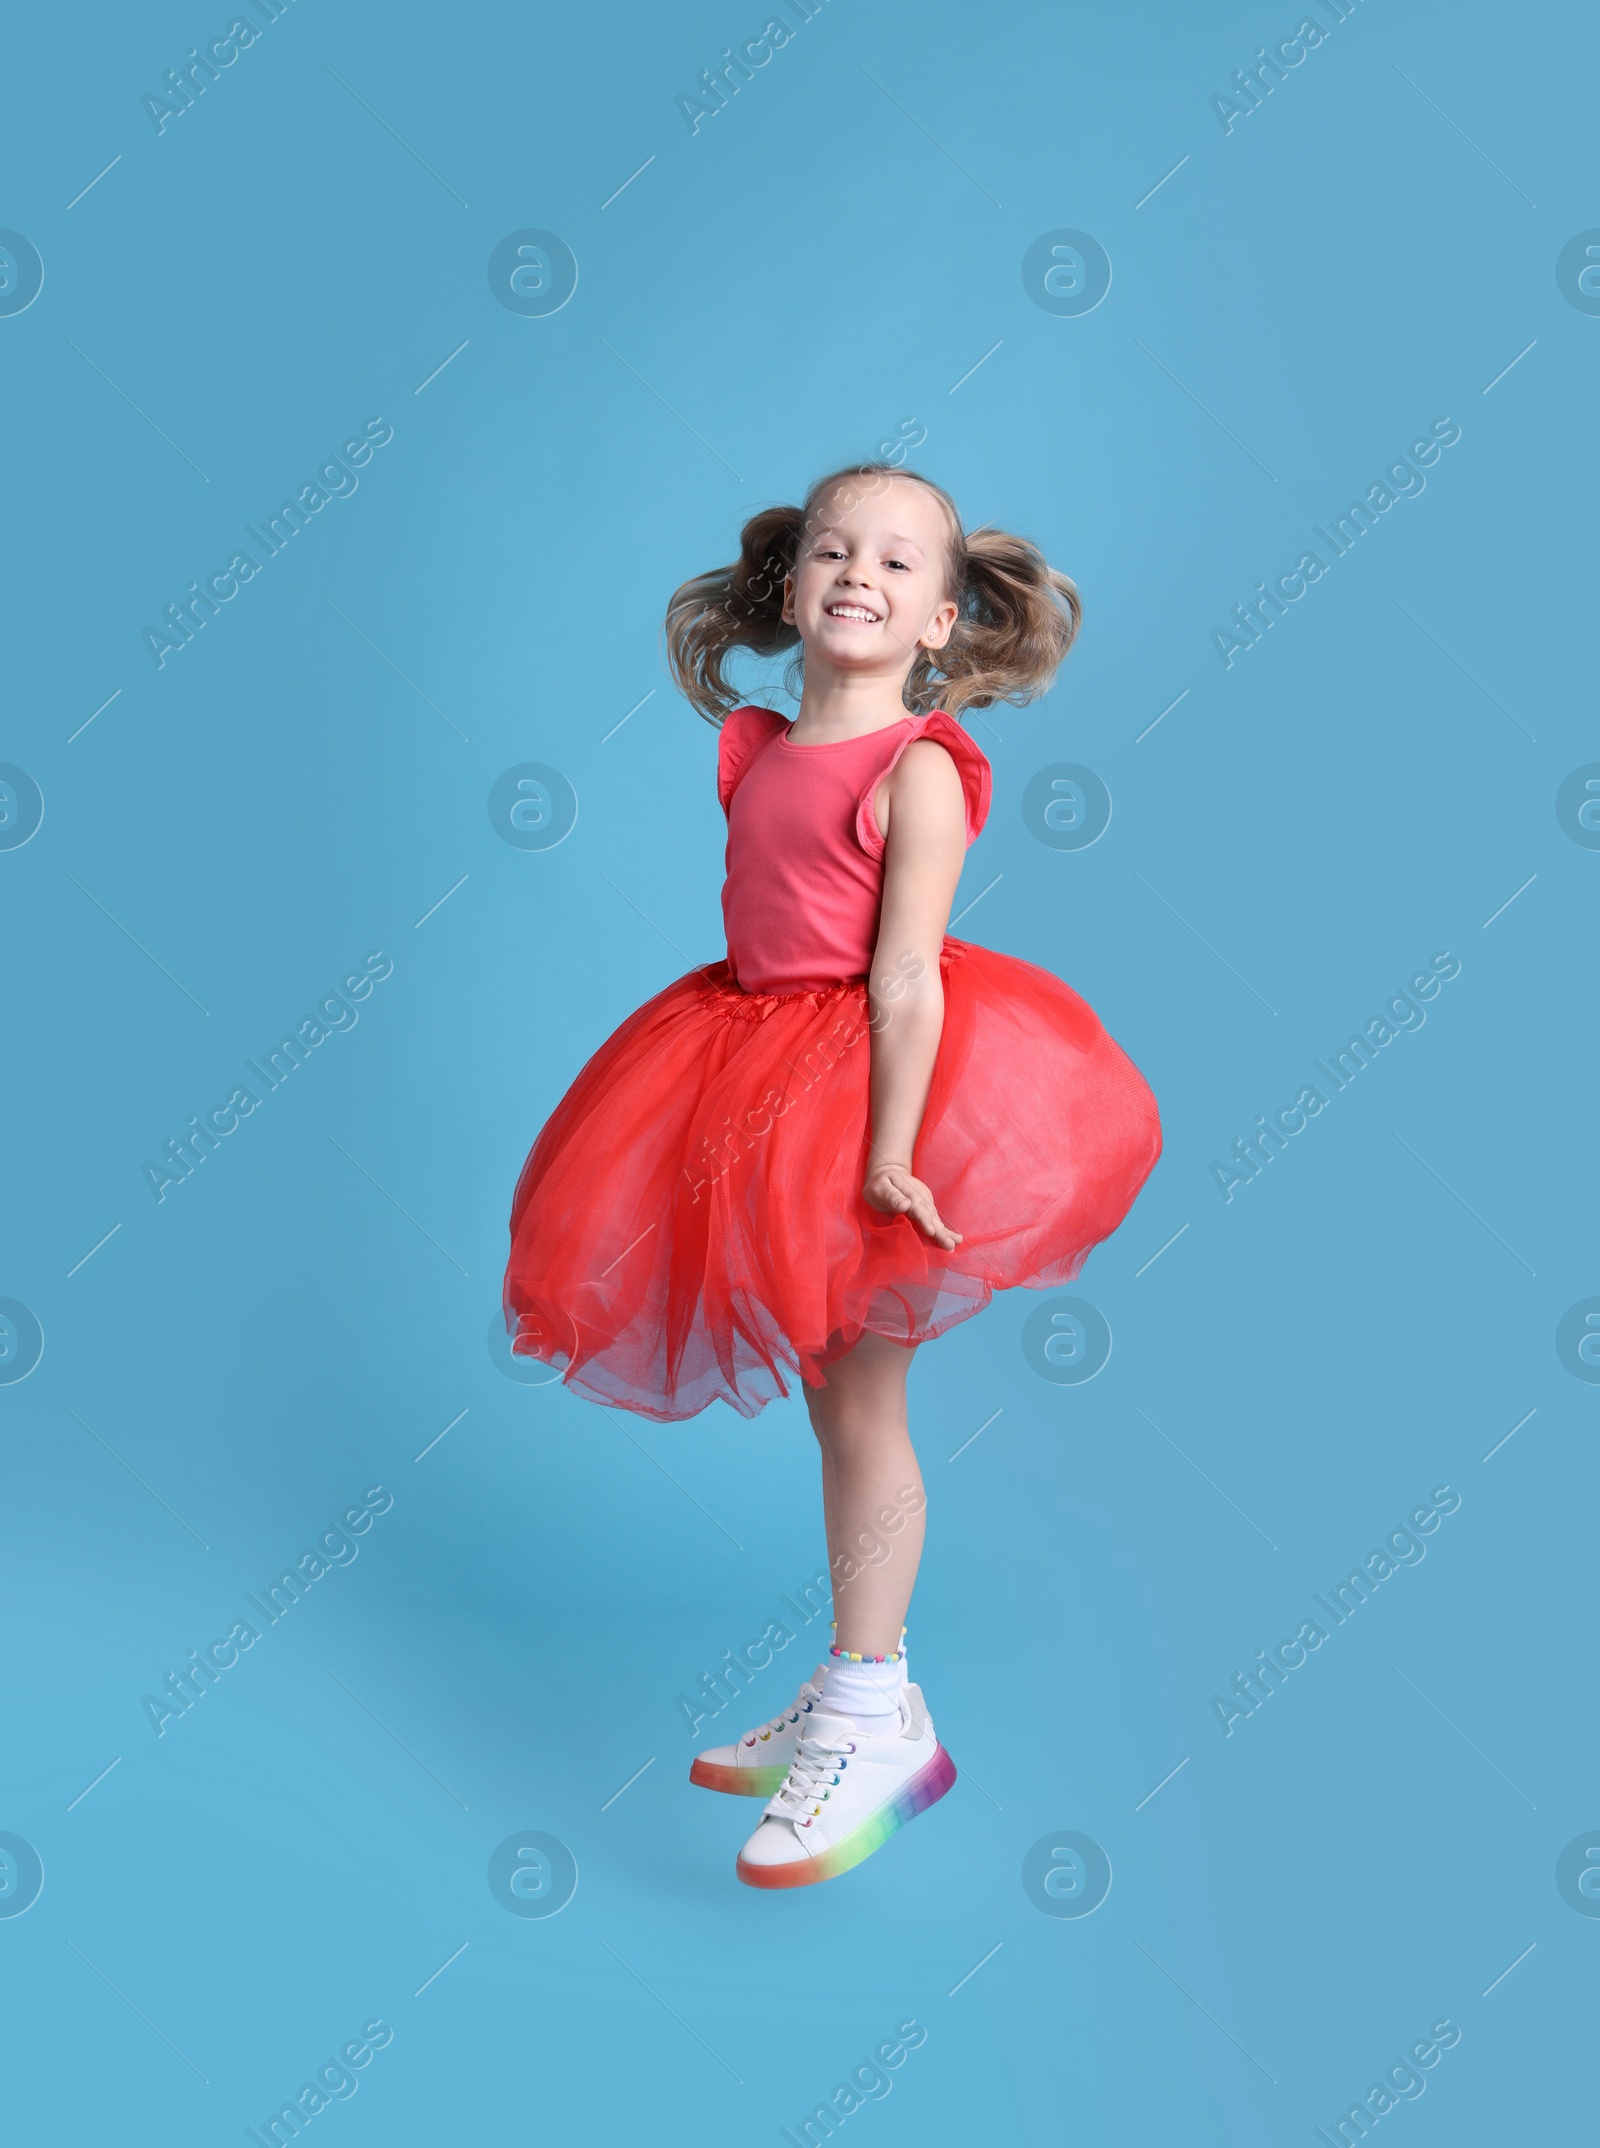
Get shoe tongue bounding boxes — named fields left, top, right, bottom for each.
left=806, top=1711, right=858, bottom=1742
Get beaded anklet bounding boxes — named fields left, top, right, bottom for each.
left=827, top=1622, right=907, bottom=1666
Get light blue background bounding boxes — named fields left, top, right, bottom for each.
left=3, top=0, right=1594, bottom=2139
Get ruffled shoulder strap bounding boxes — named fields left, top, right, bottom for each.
left=855, top=710, right=992, bottom=858
left=716, top=705, right=787, bottom=816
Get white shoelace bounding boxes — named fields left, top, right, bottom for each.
left=771, top=1728, right=856, bottom=1819
left=741, top=1677, right=823, bottom=1750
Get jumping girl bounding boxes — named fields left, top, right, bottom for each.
left=504, top=464, right=1160, bottom=1888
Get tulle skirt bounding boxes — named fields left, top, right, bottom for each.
left=504, top=940, right=1161, bottom=1420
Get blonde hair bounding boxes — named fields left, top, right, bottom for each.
left=664, top=464, right=1081, bottom=724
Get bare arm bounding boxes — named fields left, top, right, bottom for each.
left=862, top=739, right=968, bottom=1250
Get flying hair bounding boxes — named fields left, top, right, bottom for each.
left=664, top=464, right=1081, bottom=725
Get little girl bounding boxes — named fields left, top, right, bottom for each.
left=504, top=464, right=1160, bottom=1888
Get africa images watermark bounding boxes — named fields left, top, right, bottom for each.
left=1210, top=951, right=1461, bottom=1203
left=676, top=1484, right=924, bottom=1737
left=677, top=0, right=831, bottom=133
left=1211, top=419, right=1462, bottom=670
left=1313, top=2019, right=1462, bottom=2148
left=142, top=0, right=296, bottom=134
left=142, top=418, right=394, bottom=671
left=142, top=951, right=394, bottom=1204
left=1210, top=0, right=1367, bottom=134
left=676, top=1569, right=831, bottom=1737
left=244, top=2019, right=394, bottom=2148
left=680, top=954, right=924, bottom=1207
left=779, top=2020, right=928, bottom=2148
left=141, top=1484, right=394, bottom=1735
left=1209, top=1484, right=1461, bottom=1737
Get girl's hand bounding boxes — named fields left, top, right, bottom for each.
left=863, top=1162, right=963, bottom=1250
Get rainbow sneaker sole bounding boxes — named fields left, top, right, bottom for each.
left=689, top=1756, right=789, bottom=1797
left=736, top=1743, right=957, bottom=1889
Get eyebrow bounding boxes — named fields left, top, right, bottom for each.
left=810, top=526, right=926, bottom=552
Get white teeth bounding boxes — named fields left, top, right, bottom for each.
left=827, top=605, right=879, bottom=622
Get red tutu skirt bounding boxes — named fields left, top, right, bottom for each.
left=504, top=940, right=1161, bottom=1420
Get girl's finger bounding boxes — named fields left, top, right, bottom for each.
left=925, top=1203, right=961, bottom=1246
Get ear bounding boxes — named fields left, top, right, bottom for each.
left=781, top=573, right=797, bottom=626
left=918, top=597, right=960, bottom=652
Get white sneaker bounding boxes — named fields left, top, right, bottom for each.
left=735, top=1684, right=956, bottom=1889
left=689, top=1667, right=828, bottom=1797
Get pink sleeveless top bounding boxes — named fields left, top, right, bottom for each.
left=718, top=706, right=991, bottom=994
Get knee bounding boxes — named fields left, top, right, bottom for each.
left=810, top=1391, right=898, bottom=1460
left=808, top=1392, right=856, bottom=1453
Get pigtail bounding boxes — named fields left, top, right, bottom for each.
left=908, top=524, right=1081, bottom=718
left=664, top=504, right=804, bottom=726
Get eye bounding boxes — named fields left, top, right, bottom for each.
left=884, top=556, right=909, bottom=572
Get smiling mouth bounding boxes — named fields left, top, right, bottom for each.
left=825, top=603, right=883, bottom=624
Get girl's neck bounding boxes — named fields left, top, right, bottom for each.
left=787, top=670, right=915, bottom=745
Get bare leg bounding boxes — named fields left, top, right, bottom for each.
left=815, top=1438, right=840, bottom=1594
left=805, top=1331, right=926, bottom=1661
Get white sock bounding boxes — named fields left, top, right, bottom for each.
left=820, top=1652, right=907, bottom=1731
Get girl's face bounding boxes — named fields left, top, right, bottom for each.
left=783, top=476, right=960, bottom=683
